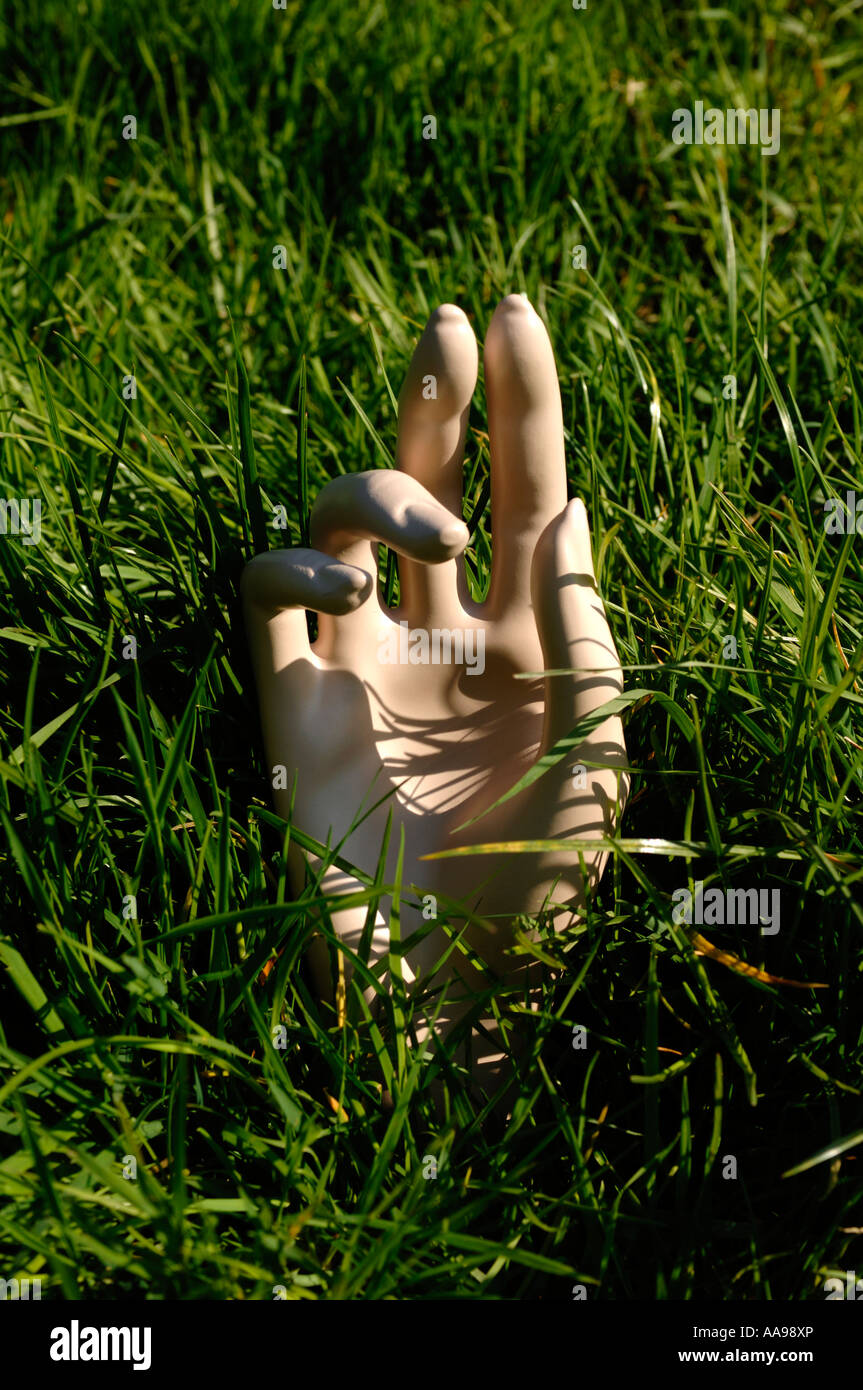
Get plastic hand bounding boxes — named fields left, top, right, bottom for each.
left=242, top=295, right=628, bottom=1088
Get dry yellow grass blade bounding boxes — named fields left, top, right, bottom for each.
left=689, top=931, right=828, bottom=990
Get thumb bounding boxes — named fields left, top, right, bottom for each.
left=530, top=498, right=625, bottom=757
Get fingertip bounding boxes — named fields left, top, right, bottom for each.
left=567, top=498, right=596, bottom=577
left=439, top=518, right=470, bottom=553
left=396, top=305, right=477, bottom=484
left=316, top=561, right=375, bottom=613
left=401, top=504, right=469, bottom=561
left=429, top=303, right=472, bottom=329
left=484, top=295, right=559, bottom=418
left=491, top=293, right=537, bottom=319
left=566, top=496, right=589, bottom=531
left=531, top=501, right=595, bottom=588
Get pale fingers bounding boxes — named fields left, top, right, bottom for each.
left=484, top=295, right=568, bottom=619
left=531, top=499, right=625, bottom=754
left=308, top=470, right=468, bottom=664
left=394, top=304, right=478, bottom=623
left=241, top=545, right=373, bottom=672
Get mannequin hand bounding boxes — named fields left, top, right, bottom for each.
left=242, top=296, right=628, bottom=1085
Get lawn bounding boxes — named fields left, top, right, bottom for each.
left=0, top=0, right=861, bottom=1300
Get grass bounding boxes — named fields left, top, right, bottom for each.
left=0, top=0, right=862, bottom=1300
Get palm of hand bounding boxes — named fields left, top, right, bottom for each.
left=243, top=296, right=628, bottom=1077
